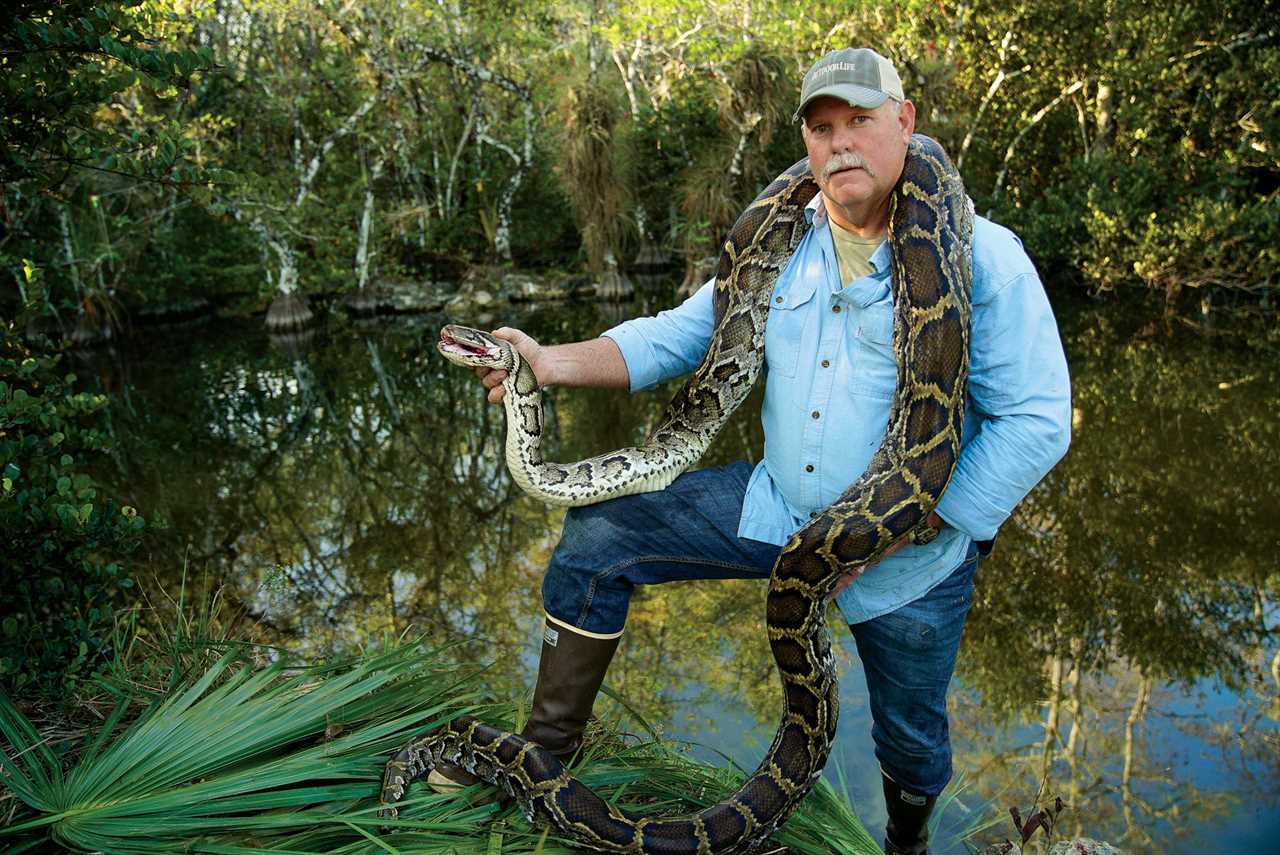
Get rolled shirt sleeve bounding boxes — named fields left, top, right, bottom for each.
left=601, top=280, right=716, bottom=392
left=934, top=268, right=1072, bottom=542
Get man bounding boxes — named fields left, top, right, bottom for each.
left=436, top=48, right=1071, bottom=855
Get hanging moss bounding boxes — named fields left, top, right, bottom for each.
left=559, top=77, right=630, bottom=281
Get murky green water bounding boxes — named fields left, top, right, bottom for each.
left=82, top=288, right=1279, bottom=853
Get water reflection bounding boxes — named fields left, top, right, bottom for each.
left=951, top=309, right=1280, bottom=851
left=86, top=293, right=1279, bottom=852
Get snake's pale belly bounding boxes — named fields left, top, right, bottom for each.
left=382, top=135, right=973, bottom=854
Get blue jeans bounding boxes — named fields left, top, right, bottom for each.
left=542, top=461, right=978, bottom=796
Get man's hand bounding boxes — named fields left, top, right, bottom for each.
left=828, top=512, right=943, bottom=599
left=473, top=331, right=630, bottom=403
left=476, top=327, right=545, bottom=404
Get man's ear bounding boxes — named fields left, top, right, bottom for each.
left=898, top=100, right=916, bottom=141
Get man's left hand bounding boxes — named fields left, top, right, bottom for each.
left=828, top=512, right=943, bottom=599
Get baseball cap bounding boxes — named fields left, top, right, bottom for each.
left=793, top=47, right=905, bottom=122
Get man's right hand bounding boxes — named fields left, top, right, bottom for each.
left=476, top=327, right=545, bottom=404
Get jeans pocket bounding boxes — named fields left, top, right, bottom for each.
left=875, top=612, right=939, bottom=653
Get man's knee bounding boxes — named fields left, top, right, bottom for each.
left=543, top=502, right=639, bottom=635
left=544, top=508, right=608, bottom=604
left=556, top=504, right=602, bottom=557
left=872, top=716, right=953, bottom=796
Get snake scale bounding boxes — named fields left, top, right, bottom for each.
left=380, top=134, right=973, bottom=854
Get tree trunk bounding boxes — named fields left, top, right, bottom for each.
left=989, top=80, right=1084, bottom=211
left=1090, top=0, right=1117, bottom=159
left=957, top=28, right=1027, bottom=172
left=476, top=122, right=525, bottom=264
left=1065, top=638, right=1087, bottom=813
left=446, top=95, right=480, bottom=218
left=596, top=249, right=634, bottom=301
left=58, top=205, right=84, bottom=296
left=1040, top=649, right=1065, bottom=786
left=354, top=156, right=386, bottom=292
left=366, top=338, right=401, bottom=423
left=611, top=42, right=642, bottom=120
left=633, top=205, right=671, bottom=270
left=404, top=45, right=534, bottom=265
left=1091, top=79, right=1115, bottom=158
left=264, top=238, right=313, bottom=330
left=1120, top=672, right=1152, bottom=835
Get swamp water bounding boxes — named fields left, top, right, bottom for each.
left=83, top=291, right=1279, bottom=853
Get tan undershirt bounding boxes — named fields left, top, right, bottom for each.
left=829, top=222, right=883, bottom=286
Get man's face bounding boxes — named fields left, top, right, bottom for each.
left=801, top=96, right=914, bottom=219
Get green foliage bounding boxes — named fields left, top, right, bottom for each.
left=128, top=200, right=264, bottom=304
left=1, top=0, right=215, bottom=187
left=993, top=151, right=1280, bottom=308
left=0, top=0, right=221, bottom=325
left=0, top=636, right=877, bottom=853
left=0, top=641, right=486, bottom=852
left=974, top=0, right=1280, bottom=309
left=5, top=0, right=1277, bottom=324
left=0, top=314, right=146, bottom=694
left=1080, top=159, right=1280, bottom=304
left=559, top=75, right=628, bottom=274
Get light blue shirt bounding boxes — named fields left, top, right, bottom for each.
left=603, top=193, right=1071, bottom=623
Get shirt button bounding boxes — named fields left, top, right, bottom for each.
left=809, top=512, right=818, bottom=519
left=811, top=410, right=820, bottom=419
left=821, top=359, right=830, bottom=368
left=832, top=305, right=841, bottom=313
left=805, top=464, right=814, bottom=472
left=775, top=296, right=783, bottom=303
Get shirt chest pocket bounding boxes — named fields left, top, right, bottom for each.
left=851, top=304, right=898, bottom=400
left=764, top=281, right=816, bottom=378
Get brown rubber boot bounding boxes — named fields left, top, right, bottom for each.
left=428, top=619, right=621, bottom=795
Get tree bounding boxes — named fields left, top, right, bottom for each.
left=1, top=0, right=217, bottom=332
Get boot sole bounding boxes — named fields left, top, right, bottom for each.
left=426, top=768, right=498, bottom=804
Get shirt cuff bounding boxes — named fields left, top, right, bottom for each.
left=600, top=323, right=662, bottom=392
left=935, top=476, right=1010, bottom=543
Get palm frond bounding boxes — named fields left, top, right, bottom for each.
left=1, top=641, right=485, bottom=852
left=3, top=642, right=877, bottom=854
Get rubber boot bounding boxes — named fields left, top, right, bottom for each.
left=882, top=772, right=937, bottom=855
left=428, top=619, right=621, bottom=795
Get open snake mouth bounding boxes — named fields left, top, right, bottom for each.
left=439, top=327, right=499, bottom=359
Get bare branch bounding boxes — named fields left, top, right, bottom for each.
left=1177, top=29, right=1274, bottom=62
left=989, top=80, right=1085, bottom=211
left=294, top=89, right=381, bottom=208
left=958, top=28, right=1028, bottom=171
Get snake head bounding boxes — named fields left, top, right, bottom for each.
left=438, top=325, right=515, bottom=370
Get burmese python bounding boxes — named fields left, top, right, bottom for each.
left=380, top=134, right=973, bottom=853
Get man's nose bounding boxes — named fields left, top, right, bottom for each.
left=830, top=124, right=856, bottom=151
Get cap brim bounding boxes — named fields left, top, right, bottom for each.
left=793, top=84, right=891, bottom=122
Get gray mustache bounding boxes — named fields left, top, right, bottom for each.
left=822, top=152, right=875, bottom=181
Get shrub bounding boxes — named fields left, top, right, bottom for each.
left=1073, top=153, right=1276, bottom=302
left=993, top=153, right=1279, bottom=310
left=1, top=316, right=145, bottom=695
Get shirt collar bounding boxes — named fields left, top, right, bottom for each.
left=807, top=191, right=892, bottom=275
left=805, top=191, right=825, bottom=225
